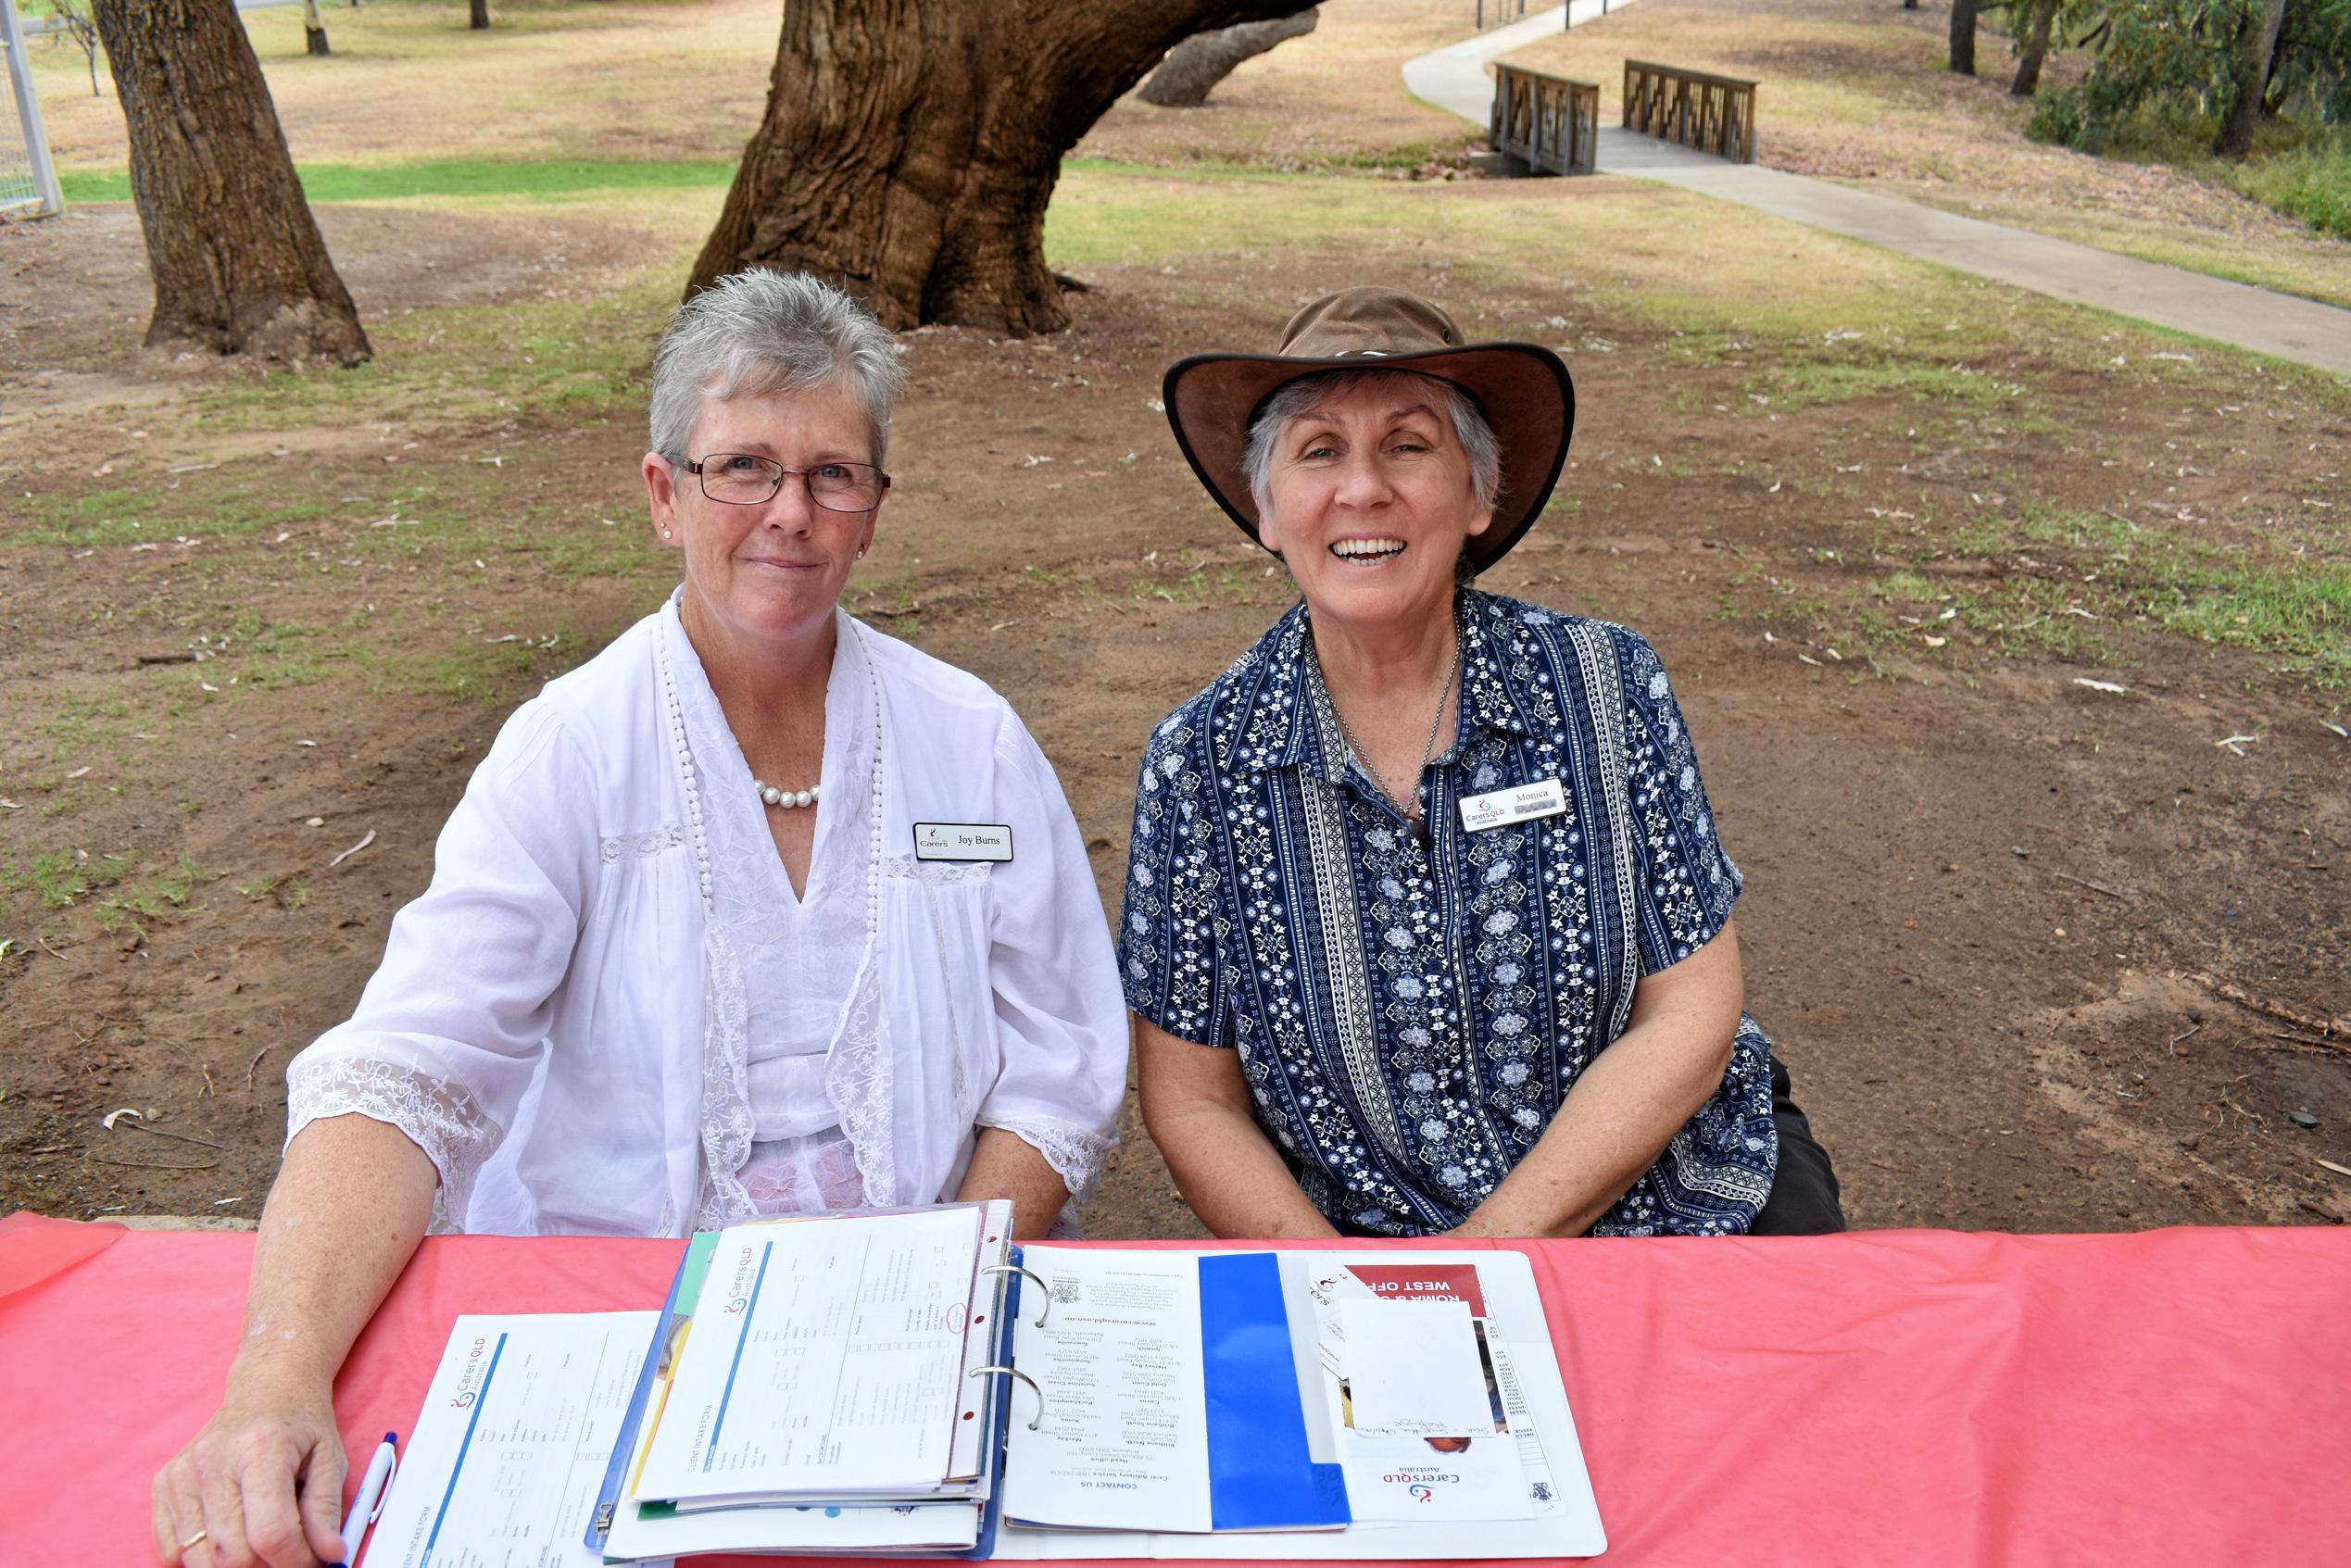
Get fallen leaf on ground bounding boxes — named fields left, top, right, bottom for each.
left=328, top=829, right=377, bottom=869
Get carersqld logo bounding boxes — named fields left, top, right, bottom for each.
left=1382, top=1466, right=1462, bottom=1501
left=721, top=1242, right=763, bottom=1313
left=447, top=1335, right=492, bottom=1409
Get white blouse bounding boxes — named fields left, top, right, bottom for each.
left=283, top=596, right=1129, bottom=1236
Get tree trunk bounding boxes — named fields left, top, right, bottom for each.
left=690, top=0, right=1317, bottom=337
left=2213, top=0, right=2289, bottom=157
left=470, top=0, right=489, bottom=28
left=89, top=0, right=371, bottom=364
left=1138, top=7, right=1317, bottom=107
left=1949, top=0, right=1979, bottom=74
left=2010, top=0, right=2054, bottom=94
left=303, top=0, right=331, bottom=54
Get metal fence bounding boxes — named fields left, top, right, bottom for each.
left=2, top=0, right=66, bottom=218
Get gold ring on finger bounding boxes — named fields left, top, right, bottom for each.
left=179, top=1528, right=208, bottom=1553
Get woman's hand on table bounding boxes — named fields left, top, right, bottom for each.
left=152, top=1362, right=348, bottom=1568
left=153, top=1114, right=439, bottom=1566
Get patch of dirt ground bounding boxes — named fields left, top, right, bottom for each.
left=2, top=199, right=2346, bottom=1242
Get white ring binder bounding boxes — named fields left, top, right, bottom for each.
left=980, top=1263, right=1052, bottom=1327
left=968, top=1364, right=1044, bottom=1430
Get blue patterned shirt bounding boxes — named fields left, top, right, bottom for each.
left=1120, top=590, right=1779, bottom=1236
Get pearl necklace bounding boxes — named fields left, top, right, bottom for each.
left=753, top=779, right=820, bottom=810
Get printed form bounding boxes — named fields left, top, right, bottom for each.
left=363, top=1311, right=657, bottom=1568
left=635, top=1208, right=983, bottom=1501
left=1000, top=1248, right=1213, bottom=1533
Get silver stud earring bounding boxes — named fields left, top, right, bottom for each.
left=855, top=547, right=866, bottom=559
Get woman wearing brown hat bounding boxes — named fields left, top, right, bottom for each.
left=1120, top=287, right=1842, bottom=1238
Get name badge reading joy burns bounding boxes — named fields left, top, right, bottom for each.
left=911, top=822, right=1014, bottom=862
left=1458, top=777, right=1567, bottom=834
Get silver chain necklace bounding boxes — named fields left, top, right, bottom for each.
left=1320, top=608, right=1464, bottom=823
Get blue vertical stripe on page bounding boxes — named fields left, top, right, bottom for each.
left=1199, top=1253, right=1352, bottom=1530
left=421, top=1331, right=509, bottom=1565
left=703, top=1239, right=774, bottom=1470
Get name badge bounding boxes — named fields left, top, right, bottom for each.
left=1458, top=777, right=1567, bottom=834
left=911, top=822, right=1014, bottom=862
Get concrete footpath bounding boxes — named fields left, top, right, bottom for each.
left=1404, top=6, right=2351, bottom=378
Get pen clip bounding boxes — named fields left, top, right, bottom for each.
left=369, top=1451, right=396, bottom=1524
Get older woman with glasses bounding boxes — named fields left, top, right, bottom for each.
left=1125, top=288, right=1842, bottom=1242
left=152, top=270, right=1126, bottom=1568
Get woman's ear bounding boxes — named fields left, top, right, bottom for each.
left=644, top=452, right=683, bottom=546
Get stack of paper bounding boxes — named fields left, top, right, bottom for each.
left=597, top=1202, right=1017, bottom=1561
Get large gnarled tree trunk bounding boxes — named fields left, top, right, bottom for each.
left=691, top=0, right=1316, bottom=336
left=2213, top=0, right=2289, bottom=157
left=1138, top=7, right=1318, bottom=107
left=91, top=0, right=370, bottom=364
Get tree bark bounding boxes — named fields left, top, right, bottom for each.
left=470, top=0, right=490, bottom=28
left=2010, top=0, right=2054, bottom=94
left=2213, top=0, right=2289, bottom=157
left=89, top=0, right=370, bottom=364
left=1949, top=0, right=1980, bottom=74
left=690, top=0, right=1317, bottom=337
left=1138, top=7, right=1317, bottom=107
left=303, top=0, right=331, bottom=54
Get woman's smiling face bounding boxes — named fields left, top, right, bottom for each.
left=1256, top=375, right=1491, bottom=635
left=646, top=378, right=882, bottom=649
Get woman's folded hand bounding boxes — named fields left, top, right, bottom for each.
left=152, top=1358, right=351, bottom=1568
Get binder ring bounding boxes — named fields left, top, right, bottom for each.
left=969, top=1364, right=1045, bottom=1430
left=981, top=1263, right=1052, bottom=1327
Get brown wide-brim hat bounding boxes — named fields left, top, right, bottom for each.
left=1163, top=287, right=1575, bottom=574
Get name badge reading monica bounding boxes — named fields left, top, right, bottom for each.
left=911, top=822, right=1015, bottom=862
left=1458, top=777, right=1567, bottom=834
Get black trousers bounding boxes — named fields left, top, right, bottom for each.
left=1749, top=1057, right=1847, bottom=1236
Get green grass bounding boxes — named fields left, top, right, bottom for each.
left=1749, top=357, right=2025, bottom=412
left=59, top=157, right=738, bottom=207
left=1871, top=504, right=2350, bottom=685
left=2223, top=142, right=2351, bottom=242
left=19, top=848, right=134, bottom=909
left=2029, top=97, right=2351, bottom=243
left=182, top=288, right=658, bottom=435
left=7, top=485, right=331, bottom=550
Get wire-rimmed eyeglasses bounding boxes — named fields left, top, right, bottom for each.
left=681, top=453, right=890, bottom=512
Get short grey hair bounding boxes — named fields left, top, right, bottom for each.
left=1241, top=369, right=1502, bottom=521
left=648, top=270, right=907, bottom=468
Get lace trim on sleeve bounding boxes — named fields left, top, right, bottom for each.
left=977, top=1115, right=1117, bottom=1207
left=284, top=1055, right=504, bottom=1232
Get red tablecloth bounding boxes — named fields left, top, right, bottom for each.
left=1, top=1223, right=2342, bottom=1565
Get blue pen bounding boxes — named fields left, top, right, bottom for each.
left=337, top=1432, right=398, bottom=1568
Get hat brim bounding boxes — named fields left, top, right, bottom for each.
left=1163, top=342, right=1574, bottom=574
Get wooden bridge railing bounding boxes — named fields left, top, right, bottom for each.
left=1621, top=59, right=1757, bottom=163
left=1490, top=61, right=1600, bottom=177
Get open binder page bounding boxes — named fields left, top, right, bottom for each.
left=363, top=1311, right=657, bottom=1568
left=991, top=1248, right=1604, bottom=1561
left=999, top=1248, right=1213, bottom=1532
left=635, top=1206, right=985, bottom=1503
